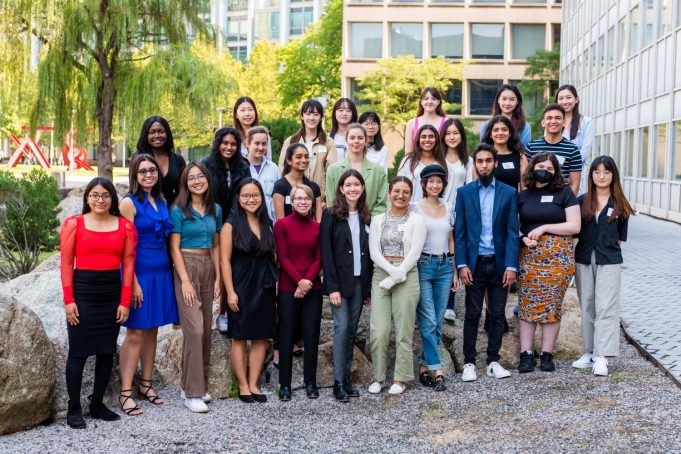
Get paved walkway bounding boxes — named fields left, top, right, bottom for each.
left=620, top=213, right=681, bottom=383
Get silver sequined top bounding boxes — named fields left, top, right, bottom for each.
left=380, top=213, right=409, bottom=257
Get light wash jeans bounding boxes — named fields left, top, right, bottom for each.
left=416, top=254, right=454, bottom=370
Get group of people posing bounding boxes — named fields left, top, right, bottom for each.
left=59, top=85, right=632, bottom=430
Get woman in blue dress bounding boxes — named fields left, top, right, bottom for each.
left=118, top=153, right=178, bottom=416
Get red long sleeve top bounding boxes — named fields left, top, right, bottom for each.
left=59, top=215, right=138, bottom=307
left=273, top=211, right=322, bottom=292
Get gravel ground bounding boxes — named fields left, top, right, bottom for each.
left=2, top=332, right=681, bottom=454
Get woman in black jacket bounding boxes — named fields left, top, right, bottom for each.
left=320, top=169, right=372, bottom=402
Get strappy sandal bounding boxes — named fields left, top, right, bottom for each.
left=118, top=389, right=143, bottom=416
left=139, top=379, right=164, bottom=405
left=433, top=374, right=447, bottom=392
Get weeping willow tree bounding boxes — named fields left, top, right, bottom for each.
left=1, top=0, right=231, bottom=180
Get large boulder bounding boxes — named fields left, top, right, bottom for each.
left=0, top=293, right=55, bottom=434
left=58, top=183, right=129, bottom=223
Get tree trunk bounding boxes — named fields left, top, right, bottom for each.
left=96, top=73, right=115, bottom=181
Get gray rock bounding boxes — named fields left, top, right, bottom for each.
left=57, top=184, right=129, bottom=223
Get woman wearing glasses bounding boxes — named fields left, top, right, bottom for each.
left=118, top=154, right=178, bottom=416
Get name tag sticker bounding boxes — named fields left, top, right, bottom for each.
left=285, top=196, right=291, bottom=204
left=607, top=208, right=614, bottom=217
left=501, top=162, right=515, bottom=169
left=397, top=224, right=407, bottom=232
left=557, top=156, right=566, bottom=165
left=541, top=195, right=554, bottom=203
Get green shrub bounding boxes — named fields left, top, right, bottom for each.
left=388, top=148, right=405, bottom=181
left=261, top=118, right=300, bottom=164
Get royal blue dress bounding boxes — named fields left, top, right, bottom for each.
left=123, top=194, right=179, bottom=329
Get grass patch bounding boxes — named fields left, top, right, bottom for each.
left=586, top=383, right=596, bottom=391
left=610, top=371, right=623, bottom=383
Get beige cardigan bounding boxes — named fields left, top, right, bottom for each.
left=278, top=135, right=337, bottom=201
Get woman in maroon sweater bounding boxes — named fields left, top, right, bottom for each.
left=273, top=184, right=323, bottom=401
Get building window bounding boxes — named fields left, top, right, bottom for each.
left=431, top=23, right=464, bottom=59
left=606, top=26, right=615, bottom=70
left=390, top=23, right=423, bottom=58
left=430, top=0, right=464, bottom=3
left=617, top=17, right=626, bottom=62
left=471, top=0, right=506, bottom=3
left=289, top=7, right=313, bottom=36
left=613, top=132, right=621, bottom=169
left=629, top=5, right=640, bottom=55
left=471, top=23, right=504, bottom=59
left=469, top=79, right=503, bottom=115
left=654, top=124, right=667, bottom=180
left=511, top=24, right=545, bottom=59
left=227, top=16, right=248, bottom=42
left=349, top=79, right=369, bottom=106
left=351, top=23, right=383, bottom=58
left=227, top=0, right=248, bottom=11
left=552, top=23, right=561, bottom=48
left=643, top=0, right=654, bottom=46
left=229, top=45, right=248, bottom=63
left=625, top=129, right=635, bottom=177
left=444, top=79, right=462, bottom=115
left=673, top=122, right=681, bottom=181
left=659, top=0, right=671, bottom=37
left=254, top=12, right=280, bottom=42
left=514, top=0, right=546, bottom=3
left=640, top=126, right=649, bottom=178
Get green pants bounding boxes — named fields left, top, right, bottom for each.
left=369, top=264, right=420, bottom=382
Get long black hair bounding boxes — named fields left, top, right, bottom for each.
left=440, top=118, right=468, bottom=167
left=128, top=153, right=164, bottom=203
left=522, top=152, right=565, bottom=191
left=282, top=142, right=309, bottom=176
left=232, top=96, right=260, bottom=140
left=136, top=116, right=175, bottom=155
left=290, top=99, right=327, bottom=144
left=229, top=178, right=275, bottom=256
left=490, top=84, right=526, bottom=137
left=358, top=111, right=385, bottom=151
left=330, top=169, right=371, bottom=224
left=481, top=115, right=525, bottom=157
left=329, top=98, right=358, bottom=139
left=82, top=177, right=121, bottom=216
left=582, top=156, right=634, bottom=222
left=555, top=84, right=581, bottom=140
left=173, top=162, right=217, bottom=220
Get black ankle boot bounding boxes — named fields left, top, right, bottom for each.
left=333, top=381, right=349, bottom=402
left=540, top=352, right=556, bottom=372
left=343, top=378, right=359, bottom=398
left=89, top=394, right=121, bottom=421
left=67, top=400, right=86, bottom=429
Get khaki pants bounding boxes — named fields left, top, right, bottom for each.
left=369, top=264, right=420, bottom=382
left=174, top=252, right=215, bottom=397
left=575, top=252, right=621, bottom=357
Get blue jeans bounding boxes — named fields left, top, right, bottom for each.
left=416, top=254, right=454, bottom=370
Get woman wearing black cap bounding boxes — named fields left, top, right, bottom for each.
left=410, top=164, right=458, bottom=391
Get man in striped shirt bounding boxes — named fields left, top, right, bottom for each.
left=527, top=103, right=582, bottom=195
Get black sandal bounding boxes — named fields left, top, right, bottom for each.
left=139, top=379, right=164, bottom=405
left=419, top=371, right=434, bottom=387
left=118, top=389, right=143, bottom=416
left=433, top=375, right=447, bottom=392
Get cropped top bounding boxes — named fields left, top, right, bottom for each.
left=60, top=215, right=138, bottom=307
left=170, top=204, right=223, bottom=249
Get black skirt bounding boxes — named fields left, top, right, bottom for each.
left=67, top=269, right=122, bottom=357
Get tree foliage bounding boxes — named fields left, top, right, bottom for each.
left=277, top=0, right=342, bottom=110
left=518, top=45, right=561, bottom=134
left=355, top=56, right=464, bottom=139
left=237, top=41, right=285, bottom=120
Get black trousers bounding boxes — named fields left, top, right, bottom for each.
left=463, top=256, right=507, bottom=365
left=278, top=289, right=323, bottom=387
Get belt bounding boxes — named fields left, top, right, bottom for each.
left=420, top=252, right=453, bottom=259
left=477, top=254, right=495, bottom=262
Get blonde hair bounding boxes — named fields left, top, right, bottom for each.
left=290, top=184, right=314, bottom=201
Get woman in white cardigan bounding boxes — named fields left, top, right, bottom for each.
left=368, top=176, right=427, bottom=395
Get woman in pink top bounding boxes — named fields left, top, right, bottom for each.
left=404, top=87, right=448, bottom=155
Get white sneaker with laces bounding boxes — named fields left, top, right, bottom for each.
left=181, top=390, right=212, bottom=403
left=462, top=363, right=477, bottom=382
left=592, top=356, right=609, bottom=376
left=368, top=381, right=383, bottom=394
left=571, top=353, right=594, bottom=369
left=486, top=361, right=511, bottom=379
left=388, top=383, right=406, bottom=395
left=444, top=309, right=456, bottom=322
left=184, top=397, right=209, bottom=413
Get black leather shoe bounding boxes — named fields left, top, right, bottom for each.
left=343, top=379, right=359, bottom=398
left=518, top=351, right=536, bottom=373
left=540, top=352, right=556, bottom=372
left=252, top=393, right=267, bottom=403
left=278, top=386, right=291, bottom=401
left=333, top=381, right=349, bottom=402
left=67, top=401, right=86, bottom=429
left=88, top=395, right=121, bottom=421
left=305, top=383, right=319, bottom=399
left=238, top=394, right=254, bottom=403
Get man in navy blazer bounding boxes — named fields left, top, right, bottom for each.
left=455, top=144, right=519, bottom=382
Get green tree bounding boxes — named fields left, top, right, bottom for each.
left=518, top=45, right=561, bottom=135
left=355, top=56, right=464, bottom=139
left=277, top=0, right=342, bottom=111
left=238, top=41, right=285, bottom=120
left=2, top=0, right=222, bottom=180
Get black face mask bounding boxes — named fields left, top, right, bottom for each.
left=478, top=173, right=494, bottom=187
left=533, top=169, right=554, bottom=184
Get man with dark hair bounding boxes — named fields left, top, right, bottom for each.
left=455, top=144, right=519, bottom=382
left=526, top=103, right=582, bottom=195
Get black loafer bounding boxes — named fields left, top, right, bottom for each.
left=252, top=393, right=267, bottom=403
left=238, top=394, right=254, bottom=403
left=519, top=351, right=537, bottom=373
left=278, top=386, right=291, bottom=401
left=343, top=379, right=359, bottom=398
left=305, top=383, right=319, bottom=399
left=334, top=381, right=349, bottom=402
left=419, top=371, right=434, bottom=387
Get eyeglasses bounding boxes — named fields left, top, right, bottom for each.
left=187, top=174, right=207, bottom=183
left=240, top=193, right=262, bottom=200
left=293, top=197, right=312, bottom=202
left=137, top=167, right=158, bottom=176
left=89, top=193, right=112, bottom=201
left=362, top=122, right=378, bottom=128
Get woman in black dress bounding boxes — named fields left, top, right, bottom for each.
left=220, top=178, right=277, bottom=403
left=480, top=115, right=528, bottom=191
left=134, top=116, right=186, bottom=206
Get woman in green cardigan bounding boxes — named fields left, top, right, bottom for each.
left=326, top=124, right=388, bottom=216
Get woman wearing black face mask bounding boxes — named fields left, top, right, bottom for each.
left=516, top=152, right=581, bottom=374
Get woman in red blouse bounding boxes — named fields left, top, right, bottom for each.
left=60, top=177, right=137, bottom=429
left=273, top=184, right=323, bottom=401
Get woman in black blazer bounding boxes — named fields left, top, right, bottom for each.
left=320, top=169, right=372, bottom=402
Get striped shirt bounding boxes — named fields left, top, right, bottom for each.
left=526, top=137, right=582, bottom=181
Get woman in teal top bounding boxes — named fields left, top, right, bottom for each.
left=326, top=123, right=388, bottom=216
left=169, top=161, right=222, bottom=414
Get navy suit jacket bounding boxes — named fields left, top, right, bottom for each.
left=454, top=179, right=519, bottom=275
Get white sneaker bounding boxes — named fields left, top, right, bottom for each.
left=592, top=356, right=608, bottom=376
left=184, top=397, right=209, bottom=413
left=368, top=381, right=383, bottom=394
left=571, top=353, right=594, bottom=369
left=462, top=363, right=477, bottom=382
left=486, top=361, right=511, bottom=379
left=444, top=309, right=456, bottom=322
left=388, top=383, right=406, bottom=395
left=181, top=390, right=212, bottom=403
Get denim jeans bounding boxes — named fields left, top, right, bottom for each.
left=416, top=255, right=454, bottom=370
left=331, top=278, right=364, bottom=382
